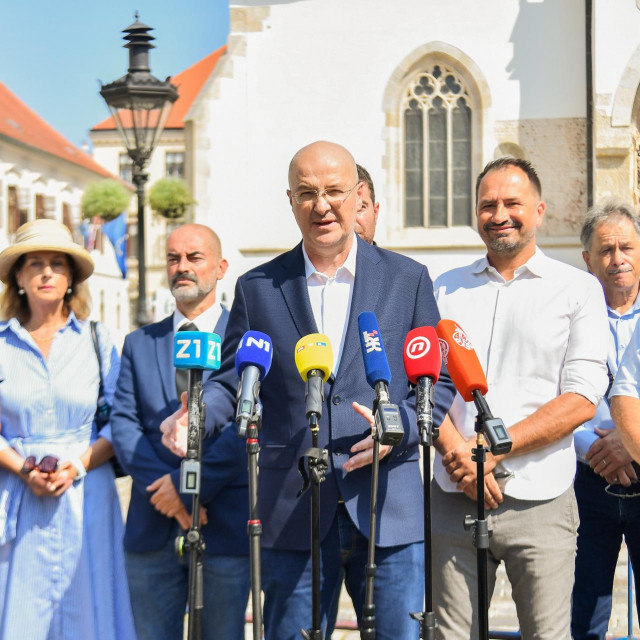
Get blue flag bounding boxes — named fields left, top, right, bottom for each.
left=102, top=212, right=128, bottom=279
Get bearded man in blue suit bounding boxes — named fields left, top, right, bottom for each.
left=111, top=224, right=250, bottom=640
left=162, top=143, right=455, bottom=640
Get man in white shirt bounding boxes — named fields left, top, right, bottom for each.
left=572, top=202, right=640, bottom=640
left=432, top=157, right=609, bottom=639
left=111, top=224, right=251, bottom=640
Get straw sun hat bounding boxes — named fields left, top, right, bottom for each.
left=0, top=219, right=94, bottom=285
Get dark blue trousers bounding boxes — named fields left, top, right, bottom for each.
left=572, top=461, right=640, bottom=639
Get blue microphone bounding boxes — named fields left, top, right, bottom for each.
left=235, top=331, right=273, bottom=437
left=358, top=311, right=392, bottom=388
left=357, top=312, right=404, bottom=446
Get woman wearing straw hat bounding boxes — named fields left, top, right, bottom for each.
left=0, top=219, right=136, bottom=639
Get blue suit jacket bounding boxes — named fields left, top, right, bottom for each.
left=111, top=309, right=249, bottom=556
left=202, top=237, right=456, bottom=550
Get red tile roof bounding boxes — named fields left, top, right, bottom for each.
left=92, top=45, right=227, bottom=132
left=0, top=82, right=112, bottom=178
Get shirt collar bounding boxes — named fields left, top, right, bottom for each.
left=173, top=302, right=223, bottom=334
left=0, top=311, right=82, bottom=338
left=606, top=283, right=640, bottom=319
left=302, top=234, right=358, bottom=280
left=473, top=247, right=548, bottom=279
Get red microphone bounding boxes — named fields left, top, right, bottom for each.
left=403, top=326, right=441, bottom=435
left=403, top=326, right=441, bottom=384
left=435, top=319, right=487, bottom=402
left=436, top=319, right=511, bottom=454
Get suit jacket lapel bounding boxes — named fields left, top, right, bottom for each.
left=336, top=238, right=384, bottom=378
left=155, top=315, right=177, bottom=404
left=277, top=243, right=318, bottom=338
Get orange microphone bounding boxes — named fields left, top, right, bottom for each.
left=435, top=319, right=488, bottom=402
left=436, top=319, right=511, bottom=454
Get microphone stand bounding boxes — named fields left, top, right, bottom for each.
left=298, top=371, right=328, bottom=640
left=361, top=390, right=383, bottom=640
left=464, top=390, right=511, bottom=640
left=410, top=377, right=438, bottom=639
left=176, top=369, right=206, bottom=640
left=243, top=402, right=264, bottom=640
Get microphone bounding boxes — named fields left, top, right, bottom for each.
left=173, top=330, right=222, bottom=494
left=403, top=326, right=441, bottom=438
left=435, top=319, right=511, bottom=454
left=358, top=312, right=404, bottom=446
left=235, top=331, right=273, bottom=437
left=294, top=333, right=333, bottom=426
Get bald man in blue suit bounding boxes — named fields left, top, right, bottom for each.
left=111, top=224, right=250, bottom=640
left=162, top=143, right=455, bottom=640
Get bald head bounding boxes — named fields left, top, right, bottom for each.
left=167, top=223, right=222, bottom=258
left=288, top=141, right=358, bottom=189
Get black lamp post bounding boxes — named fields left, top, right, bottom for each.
left=100, top=14, right=178, bottom=326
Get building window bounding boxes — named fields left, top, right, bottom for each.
left=8, top=186, right=27, bottom=234
left=166, top=152, right=185, bottom=179
left=402, top=63, right=472, bottom=227
left=35, top=194, right=45, bottom=219
left=119, top=153, right=133, bottom=184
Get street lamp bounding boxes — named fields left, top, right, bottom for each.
left=100, top=14, right=178, bottom=326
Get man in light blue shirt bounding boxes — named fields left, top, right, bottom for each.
left=572, top=201, right=640, bottom=640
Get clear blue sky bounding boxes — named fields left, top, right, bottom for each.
left=1, top=0, right=230, bottom=147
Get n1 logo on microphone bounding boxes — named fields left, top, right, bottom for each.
left=239, top=334, right=272, bottom=353
left=361, top=329, right=382, bottom=354
left=174, top=331, right=222, bottom=370
left=405, top=336, right=432, bottom=360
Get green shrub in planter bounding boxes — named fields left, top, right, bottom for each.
left=81, top=179, right=130, bottom=222
left=149, top=178, right=194, bottom=220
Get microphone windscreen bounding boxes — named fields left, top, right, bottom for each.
left=174, top=331, right=221, bottom=370
left=294, top=333, right=333, bottom=382
left=435, top=319, right=488, bottom=402
left=403, top=326, right=441, bottom=384
left=358, top=311, right=391, bottom=388
left=235, top=331, right=273, bottom=379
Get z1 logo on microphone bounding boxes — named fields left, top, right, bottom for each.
left=405, top=336, right=431, bottom=360
left=361, top=329, right=382, bottom=354
left=174, top=331, right=222, bottom=370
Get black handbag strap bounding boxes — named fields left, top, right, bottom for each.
left=90, top=321, right=105, bottom=400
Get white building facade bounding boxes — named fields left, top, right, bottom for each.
left=181, top=0, right=640, bottom=298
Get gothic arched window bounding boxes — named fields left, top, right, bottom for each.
left=403, top=63, right=473, bottom=227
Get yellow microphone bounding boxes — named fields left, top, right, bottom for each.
left=294, top=333, right=333, bottom=423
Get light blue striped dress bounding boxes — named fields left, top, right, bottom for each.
left=0, top=313, right=137, bottom=640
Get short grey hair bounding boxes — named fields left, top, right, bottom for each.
left=580, top=200, right=640, bottom=251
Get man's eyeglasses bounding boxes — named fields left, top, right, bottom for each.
left=20, top=455, right=59, bottom=475
left=292, top=182, right=360, bottom=205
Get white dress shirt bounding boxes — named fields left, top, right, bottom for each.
left=173, top=302, right=224, bottom=335
left=302, top=237, right=357, bottom=374
left=434, top=248, right=609, bottom=500
left=574, top=292, right=640, bottom=461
